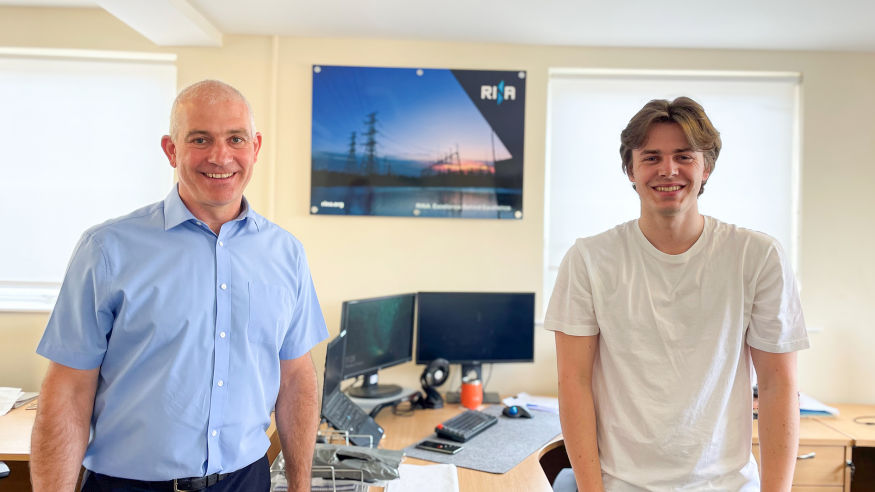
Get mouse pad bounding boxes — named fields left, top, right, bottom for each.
left=401, top=405, right=562, bottom=474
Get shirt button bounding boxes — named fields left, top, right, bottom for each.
left=217, top=381, right=224, bottom=387
left=212, top=430, right=217, bottom=437
left=220, top=332, right=226, bottom=338
left=220, top=284, right=227, bottom=290
left=219, top=241, right=224, bottom=246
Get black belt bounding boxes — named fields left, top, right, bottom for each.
left=84, top=469, right=234, bottom=491
left=173, top=472, right=230, bottom=491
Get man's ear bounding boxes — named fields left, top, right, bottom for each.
left=161, top=135, right=177, bottom=168
left=252, top=132, right=263, bottom=161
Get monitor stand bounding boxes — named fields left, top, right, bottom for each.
left=346, top=371, right=403, bottom=399
left=446, top=362, right=501, bottom=404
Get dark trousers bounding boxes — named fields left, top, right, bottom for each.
left=80, top=455, right=270, bottom=492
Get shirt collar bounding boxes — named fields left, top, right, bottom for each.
left=163, top=184, right=261, bottom=232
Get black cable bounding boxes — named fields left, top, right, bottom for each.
left=390, top=399, right=416, bottom=417
left=853, top=416, right=875, bottom=425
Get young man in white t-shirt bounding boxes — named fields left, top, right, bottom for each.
left=545, top=97, right=809, bottom=492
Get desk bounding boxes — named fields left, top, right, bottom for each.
left=816, top=404, right=875, bottom=447
left=370, top=402, right=556, bottom=492
left=292, top=403, right=860, bottom=492
left=0, top=399, right=36, bottom=462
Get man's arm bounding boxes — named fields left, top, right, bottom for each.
left=276, top=352, right=319, bottom=492
left=31, top=361, right=100, bottom=492
left=555, top=331, right=604, bottom=492
left=751, top=348, right=799, bottom=492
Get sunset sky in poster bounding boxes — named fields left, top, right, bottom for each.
left=311, top=66, right=511, bottom=176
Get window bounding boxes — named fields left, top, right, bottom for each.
left=544, top=69, right=801, bottom=313
left=0, top=48, right=177, bottom=311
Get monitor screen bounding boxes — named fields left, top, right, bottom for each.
left=416, top=292, right=535, bottom=364
left=342, top=293, right=416, bottom=378
left=322, top=332, right=346, bottom=409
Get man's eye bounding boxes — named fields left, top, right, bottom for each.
left=231, top=137, right=244, bottom=143
left=193, top=138, right=206, bottom=144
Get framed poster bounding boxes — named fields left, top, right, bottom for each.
left=310, top=65, right=526, bottom=219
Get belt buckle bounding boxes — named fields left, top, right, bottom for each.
left=173, top=479, right=188, bottom=492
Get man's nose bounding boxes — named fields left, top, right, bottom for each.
left=657, top=158, right=679, bottom=178
left=208, top=141, right=234, bottom=166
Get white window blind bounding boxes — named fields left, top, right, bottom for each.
left=0, top=48, right=177, bottom=311
left=544, top=70, right=801, bottom=313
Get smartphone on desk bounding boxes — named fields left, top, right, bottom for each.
left=416, top=440, right=463, bottom=454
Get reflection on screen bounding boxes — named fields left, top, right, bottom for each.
left=343, top=295, right=415, bottom=376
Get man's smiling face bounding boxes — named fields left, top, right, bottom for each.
left=629, top=122, right=710, bottom=218
left=164, top=95, right=261, bottom=212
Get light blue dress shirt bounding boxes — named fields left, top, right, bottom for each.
left=37, top=185, right=329, bottom=480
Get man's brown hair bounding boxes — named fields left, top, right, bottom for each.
left=619, top=96, right=721, bottom=197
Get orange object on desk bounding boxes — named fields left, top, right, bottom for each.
left=461, top=378, right=483, bottom=409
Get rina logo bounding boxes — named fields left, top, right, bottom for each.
left=480, top=80, right=516, bottom=105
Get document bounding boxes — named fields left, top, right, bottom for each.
left=0, top=387, right=23, bottom=416
left=385, top=464, right=459, bottom=492
left=799, top=392, right=840, bottom=416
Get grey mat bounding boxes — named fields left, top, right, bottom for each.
left=402, top=405, right=562, bottom=474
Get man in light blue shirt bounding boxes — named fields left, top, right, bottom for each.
left=31, top=80, right=329, bottom=492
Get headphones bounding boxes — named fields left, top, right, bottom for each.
left=412, top=358, right=450, bottom=409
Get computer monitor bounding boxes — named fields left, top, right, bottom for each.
left=341, top=293, right=416, bottom=399
left=416, top=292, right=536, bottom=383
left=322, top=332, right=346, bottom=410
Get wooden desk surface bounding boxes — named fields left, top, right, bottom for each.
left=752, top=417, right=853, bottom=446
left=815, top=404, right=875, bottom=447
left=0, top=398, right=37, bottom=461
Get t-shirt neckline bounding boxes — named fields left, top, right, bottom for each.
left=633, top=215, right=712, bottom=264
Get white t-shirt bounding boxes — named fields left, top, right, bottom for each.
left=544, top=216, right=809, bottom=492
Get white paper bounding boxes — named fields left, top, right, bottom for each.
left=799, top=392, right=840, bottom=416
left=385, top=464, right=459, bottom=492
left=13, top=392, right=38, bottom=409
left=502, top=392, right=560, bottom=414
left=0, top=387, right=23, bottom=416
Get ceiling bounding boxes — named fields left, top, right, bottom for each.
left=4, top=0, right=875, bottom=52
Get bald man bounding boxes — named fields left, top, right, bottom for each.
left=31, top=80, right=328, bottom=492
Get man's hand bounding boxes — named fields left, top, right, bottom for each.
left=276, top=352, right=320, bottom=492
left=31, top=361, right=99, bottom=492
left=555, top=331, right=605, bottom=492
left=751, top=348, right=799, bottom=492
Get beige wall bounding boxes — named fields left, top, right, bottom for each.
left=2, top=7, right=874, bottom=404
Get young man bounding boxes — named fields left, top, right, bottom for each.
left=31, top=80, right=328, bottom=492
left=546, top=97, right=808, bottom=491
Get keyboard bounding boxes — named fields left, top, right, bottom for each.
left=435, top=410, right=498, bottom=442
left=323, top=391, right=368, bottom=431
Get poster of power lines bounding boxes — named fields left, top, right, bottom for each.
left=310, top=65, right=526, bottom=219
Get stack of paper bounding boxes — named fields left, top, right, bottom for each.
left=502, top=392, right=560, bottom=414
left=385, top=464, right=459, bottom=492
left=799, top=392, right=840, bottom=417
left=0, top=387, right=23, bottom=416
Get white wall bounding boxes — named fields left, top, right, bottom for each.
left=1, top=7, right=874, bottom=403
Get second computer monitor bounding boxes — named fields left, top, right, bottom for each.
left=342, top=293, right=416, bottom=398
left=416, top=292, right=536, bottom=380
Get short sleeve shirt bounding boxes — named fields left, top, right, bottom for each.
left=37, top=186, right=329, bottom=480
left=544, top=216, right=809, bottom=492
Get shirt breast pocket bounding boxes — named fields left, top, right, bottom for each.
left=247, top=282, right=292, bottom=346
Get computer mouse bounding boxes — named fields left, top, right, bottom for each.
left=502, top=405, right=533, bottom=418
